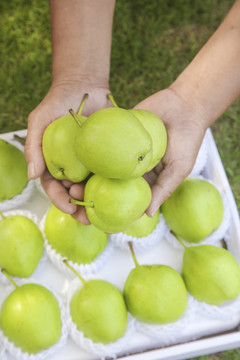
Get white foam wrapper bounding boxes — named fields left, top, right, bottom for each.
left=0, top=345, right=7, bottom=360
left=66, top=277, right=136, bottom=359
left=136, top=295, right=198, bottom=344
left=0, top=209, right=47, bottom=285
left=0, top=278, right=68, bottom=360
left=40, top=213, right=115, bottom=278
left=110, top=214, right=168, bottom=253
left=35, top=178, right=48, bottom=198
left=189, top=132, right=208, bottom=177
left=0, top=139, right=35, bottom=212
left=164, top=175, right=231, bottom=249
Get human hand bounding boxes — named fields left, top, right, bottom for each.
left=25, top=81, right=112, bottom=223
left=134, top=87, right=208, bottom=217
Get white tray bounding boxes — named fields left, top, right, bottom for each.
left=0, top=128, right=240, bottom=360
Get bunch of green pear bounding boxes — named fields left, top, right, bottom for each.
left=0, top=139, right=28, bottom=201
left=123, top=243, right=188, bottom=324
left=65, top=261, right=128, bottom=344
left=178, top=239, right=240, bottom=305
left=44, top=204, right=108, bottom=264
left=0, top=211, right=44, bottom=278
left=161, top=177, right=224, bottom=243
left=0, top=270, right=62, bottom=354
left=42, top=93, right=167, bottom=233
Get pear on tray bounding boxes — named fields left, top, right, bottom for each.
left=179, top=241, right=240, bottom=305
left=0, top=271, right=62, bottom=354
left=161, top=177, right=224, bottom=243
left=65, top=261, right=128, bottom=344
left=123, top=243, right=188, bottom=324
left=0, top=139, right=28, bottom=201
left=0, top=212, right=44, bottom=278
left=44, top=204, right=108, bottom=264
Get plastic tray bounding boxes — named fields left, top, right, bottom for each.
left=0, top=128, right=240, bottom=360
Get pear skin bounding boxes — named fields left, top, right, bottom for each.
left=123, top=209, right=160, bottom=237
left=0, top=284, right=62, bottom=354
left=70, top=280, right=128, bottom=343
left=44, top=205, right=108, bottom=264
left=161, top=178, right=224, bottom=243
left=83, top=174, right=152, bottom=233
left=124, top=264, right=188, bottom=324
left=75, top=107, right=153, bottom=179
left=0, top=215, right=44, bottom=277
left=0, top=139, right=28, bottom=201
left=130, top=109, right=167, bottom=171
left=182, top=245, right=240, bottom=305
left=42, top=115, right=90, bottom=182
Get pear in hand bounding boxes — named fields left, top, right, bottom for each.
left=0, top=272, right=62, bottom=354
left=161, top=178, right=224, bottom=243
left=0, top=212, right=44, bottom=277
left=0, top=139, right=28, bottom=201
left=65, top=261, right=128, bottom=344
left=75, top=94, right=153, bottom=179
left=181, top=244, right=240, bottom=305
left=123, top=209, right=160, bottom=237
left=44, top=204, right=108, bottom=264
left=42, top=95, right=90, bottom=182
left=123, top=243, right=188, bottom=323
left=129, top=109, right=167, bottom=171
left=70, top=174, right=152, bottom=233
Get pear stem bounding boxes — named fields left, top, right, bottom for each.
left=107, top=93, right=119, bottom=108
left=0, top=211, right=6, bottom=220
left=69, top=109, right=85, bottom=127
left=63, top=260, right=86, bottom=284
left=13, top=134, right=26, bottom=145
left=69, top=198, right=94, bottom=208
left=77, top=93, right=89, bottom=116
left=170, top=231, right=187, bottom=249
left=128, top=242, right=139, bottom=267
left=1, top=269, right=18, bottom=288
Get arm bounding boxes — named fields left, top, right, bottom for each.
left=25, top=0, right=115, bottom=218
left=135, top=0, right=240, bottom=216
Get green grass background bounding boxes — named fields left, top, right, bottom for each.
left=0, top=0, right=240, bottom=359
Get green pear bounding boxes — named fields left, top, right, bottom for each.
left=0, top=213, right=44, bottom=277
left=123, top=209, right=160, bottom=237
left=42, top=97, right=90, bottom=182
left=44, top=204, right=108, bottom=264
left=0, top=281, right=62, bottom=354
left=129, top=109, right=167, bottom=171
left=182, top=244, right=240, bottom=305
left=161, top=178, right=224, bottom=243
left=0, top=139, right=28, bottom=201
left=70, top=279, right=128, bottom=344
left=71, top=174, right=152, bottom=233
left=75, top=95, right=153, bottom=179
left=124, top=264, right=187, bottom=324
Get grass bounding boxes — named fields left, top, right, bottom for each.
left=0, top=0, right=240, bottom=359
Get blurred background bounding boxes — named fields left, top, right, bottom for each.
left=0, top=0, right=240, bottom=359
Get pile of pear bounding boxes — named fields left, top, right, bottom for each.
left=42, top=93, right=168, bottom=233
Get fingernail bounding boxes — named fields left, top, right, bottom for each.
left=28, top=162, right=35, bottom=180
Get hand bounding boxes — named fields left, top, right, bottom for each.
left=134, top=87, right=207, bottom=217
left=25, top=81, right=112, bottom=222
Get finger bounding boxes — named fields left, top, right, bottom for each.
left=41, top=170, right=77, bottom=214
left=25, top=113, right=46, bottom=180
left=69, top=183, right=85, bottom=199
left=146, top=162, right=190, bottom=217
left=62, top=180, right=74, bottom=189
left=72, top=207, right=91, bottom=225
